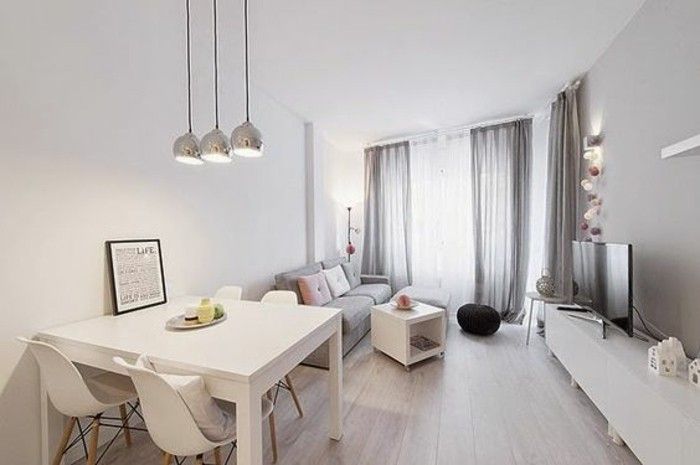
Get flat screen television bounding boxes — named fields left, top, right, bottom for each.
left=571, top=241, right=633, bottom=337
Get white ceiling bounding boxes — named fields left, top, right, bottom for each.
left=252, top=0, right=645, bottom=148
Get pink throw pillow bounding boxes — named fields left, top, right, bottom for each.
left=298, top=272, right=332, bottom=306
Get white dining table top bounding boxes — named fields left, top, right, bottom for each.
left=36, top=295, right=341, bottom=383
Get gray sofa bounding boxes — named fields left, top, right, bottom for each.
left=274, top=257, right=391, bottom=369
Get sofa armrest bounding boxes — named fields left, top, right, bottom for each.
left=360, top=274, right=390, bottom=286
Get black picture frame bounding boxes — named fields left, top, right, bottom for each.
left=106, top=239, right=167, bottom=315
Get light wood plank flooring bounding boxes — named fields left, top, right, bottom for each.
left=76, top=320, right=641, bottom=465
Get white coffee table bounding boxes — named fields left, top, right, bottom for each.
left=371, top=302, right=446, bottom=371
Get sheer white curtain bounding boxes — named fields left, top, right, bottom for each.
left=410, top=132, right=475, bottom=308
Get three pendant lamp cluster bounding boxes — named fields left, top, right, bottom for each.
left=173, top=0, right=263, bottom=165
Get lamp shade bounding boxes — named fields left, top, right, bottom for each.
left=232, top=121, right=263, bottom=158
left=173, top=132, right=203, bottom=165
left=201, top=127, right=232, bottom=163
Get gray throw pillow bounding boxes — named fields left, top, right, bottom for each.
left=341, top=262, right=361, bottom=289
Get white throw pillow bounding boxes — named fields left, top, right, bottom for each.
left=323, top=265, right=351, bottom=298
left=136, top=355, right=235, bottom=442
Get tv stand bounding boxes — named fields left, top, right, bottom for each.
left=546, top=305, right=700, bottom=465
left=565, top=312, right=609, bottom=338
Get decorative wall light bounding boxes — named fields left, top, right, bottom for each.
left=173, top=0, right=203, bottom=165
left=580, top=179, right=594, bottom=191
left=231, top=0, right=264, bottom=157
left=200, top=0, right=232, bottom=163
left=580, top=135, right=604, bottom=240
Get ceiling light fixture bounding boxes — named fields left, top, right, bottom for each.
left=201, top=0, right=232, bottom=163
left=232, top=0, right=264, bottom=158
left=173, top=0, right=203, bottom=165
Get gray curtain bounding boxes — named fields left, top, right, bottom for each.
left=543, top=86, right=581, bottom=301
left=362, top=142, right=412, bottom=291
left=471, top=120, right=532, bottom=322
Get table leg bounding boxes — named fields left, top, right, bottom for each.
left=236, top=387, right=263, bottom=465
left=526, top=298, right=535, bottom=346
left=41, top=375, right=62, bottom=465
left=328, top=319, right=343, bottom=440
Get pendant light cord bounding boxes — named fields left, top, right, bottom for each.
left=185, top=0, right=193, bottom=133
left=244, top=0, right=250, bottom=122
left=213, top=0, right=220, bottom=128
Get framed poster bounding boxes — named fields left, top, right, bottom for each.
left=106, top=239, right=167, bottom=315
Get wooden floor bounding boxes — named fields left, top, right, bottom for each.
left=78, top=320, right=641, bottom=465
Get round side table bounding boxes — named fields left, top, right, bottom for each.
left=525, top=292, right=566, bottom=346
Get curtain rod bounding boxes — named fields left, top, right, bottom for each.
left=366, top=113, right=533, bottom=148
left=366, top=79, right=581, bottom=148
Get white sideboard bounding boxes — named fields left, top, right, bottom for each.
left=545, top=306, right=700, bottom=465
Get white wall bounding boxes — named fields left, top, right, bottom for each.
left=580, top=0, right=700, bottom=354
left=0, top=1, right=307, bottom=463
left=316, top=135, right=364, bottom=266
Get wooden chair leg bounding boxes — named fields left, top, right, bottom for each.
left=119, top=404, right=132, bottom=447
left=195, top=453, right=204, bottom=465
left=285, top=374, right=304, bottom=418
left=161, top=452, right=173, bottom=465
left=86, top=415, right=101, bottom=465
left=268, top=409, right=278, bottom=463
left=214, top=446, right=222, bottom=465
left=52, top=417, right=77, bottom=465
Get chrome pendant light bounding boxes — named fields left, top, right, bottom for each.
left=173, top=0, right=203, bottom=165
left=232, top=0, right=264, bottom=158
left=201, top=0, right=232, bottom=163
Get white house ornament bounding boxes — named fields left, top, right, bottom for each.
left=689, top=359, right=700, bottom=388
left=648, top=338, right=682, bottom=377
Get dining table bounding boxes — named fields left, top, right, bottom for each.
left=35, top=295, right=344, bottom=465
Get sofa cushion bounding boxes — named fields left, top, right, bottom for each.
left=298, top=272, right=332, bottom=306
left=323, top=265, right=351, bottom=298
left=392, top=286, right=451, bottom=309
left=345, top=283, right=392, bottom=304
left=341, top=262, right=361, bottom=289
left=324, top=295, right=373, bottom=333
left=274, top=262, right=322, bottom=303
left=321, top=256, right=347, bottom=270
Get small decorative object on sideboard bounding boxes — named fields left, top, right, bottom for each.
left=648, top=337, right=685, bottom=377
left=535, top=269, right=556, bottom=297
left=689, top=359, right=700, bottom=388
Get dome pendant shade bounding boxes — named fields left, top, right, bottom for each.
left=201, top=127, right=232, bottom=163
left=173, top=132, right=203, bottom=165
left=232, top=121, right=264, bottom=158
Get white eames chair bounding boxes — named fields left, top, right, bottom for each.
left=18, top=337, right=139, bottom=465
left=260, top=290, right=304, bottom=418
left=113, top=356, right=277, bottom=464
left=214, top=286, right=243, bottom=301
left=260, top=290, right=297, bottom=305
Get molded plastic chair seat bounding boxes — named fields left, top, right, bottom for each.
left=261, top=290, right=297, bottom=305
left=17, top=337, right=138, bottom=465
left=18, top=337, right=137, bottom=417
left=85, top=371, right=138, bottom=406
left=114, top=356, right=278, bottom=462
left=260, top=290, right=304, bottom=419
left=214, top=286, right=243, bottom=301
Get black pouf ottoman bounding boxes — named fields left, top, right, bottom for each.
left=457, top=304, right=501, bottom=335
